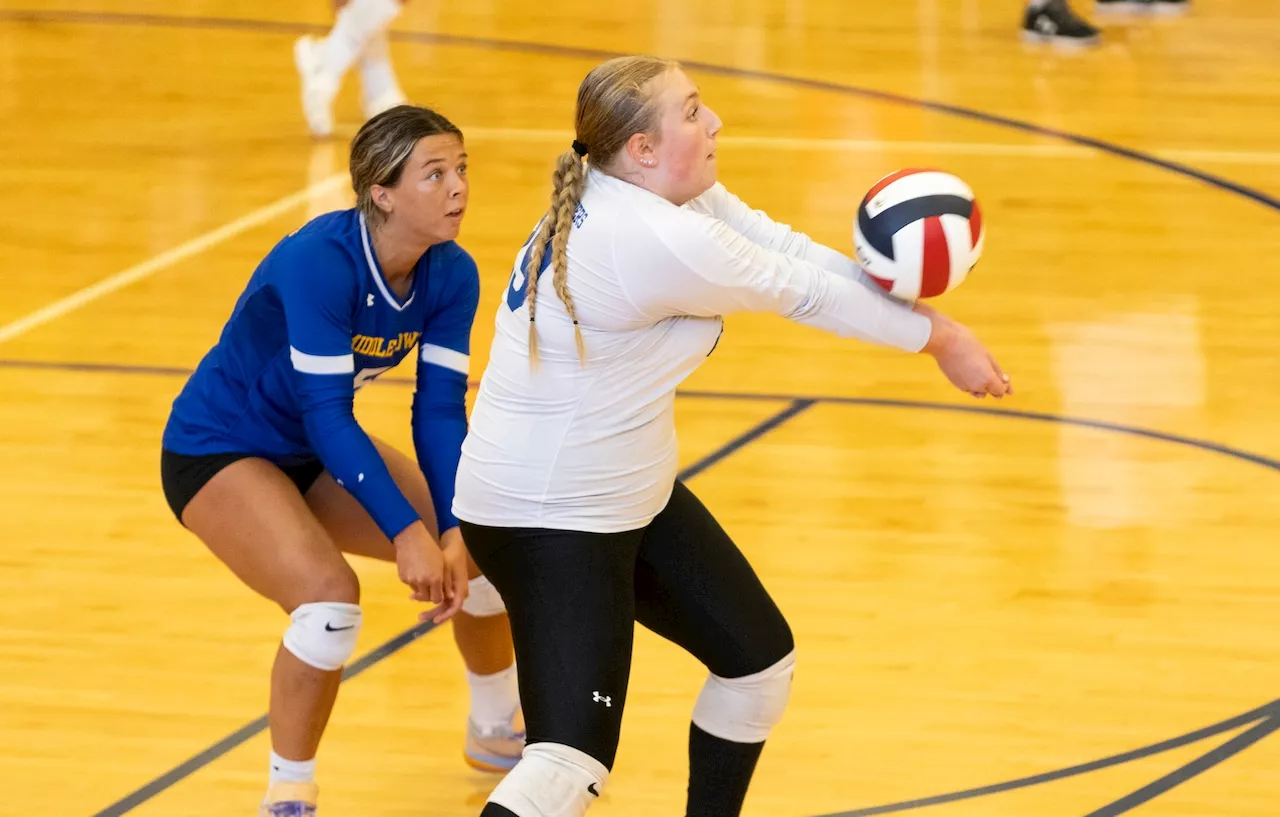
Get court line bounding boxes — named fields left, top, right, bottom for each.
left=0, top=359, right=197, bottom=377
left=5, top=358, right=1278, bottom=477
left=11, top=352, right=1275, bottom=814
left=462, top=126, right=1280, bottom=166
left=7, top=7, right=1277, bottom=812
left=92, top=619, right=441, bottom=817
left=0, top=173, right=348, bottom=347
left=9, top=354, right=1277, bottom=814
left=2, top=9, right=1277, bottom=350
left=790, top=394, right=1280, bottom=473
left=463, top=126, right=1101, bottom=158
left=86, top=400, right=812, bottom=816
left=680, top=398, right=816, bottom=480
left=3, top=9, right=1279, bottom=207
left=1084, top=714, right=1280, bottom=817
left=820, top=701, right=1279, bottom=817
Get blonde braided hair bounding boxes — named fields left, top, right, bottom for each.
left=525, top=55, right=678, bottom=365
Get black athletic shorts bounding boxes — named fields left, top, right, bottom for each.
left=160, top=450, right=325, bottom=522
left=459, top=479, right=794, bottom=770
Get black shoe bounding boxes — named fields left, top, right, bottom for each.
left=1023, top=0, right=1101, bottom=46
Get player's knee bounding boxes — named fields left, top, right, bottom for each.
left=298, top=561, right=361, bottom=607
left=692, top=649, right=796, bottom=743
left=460, top=575, right=507, bottom=617
left=486, top=743, right=609, bottom=817
left=282, top=601, right=363, bottom=671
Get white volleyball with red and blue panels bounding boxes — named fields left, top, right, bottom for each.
left=853, top=168, right=984, bottom=302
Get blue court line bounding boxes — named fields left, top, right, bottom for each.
left=87, top=399, right=812, bottom=816
left=1084, top=713, right=1280, bottom=817
left=679, top=398, right=815, bottom=481
left=21, top=350, right=1274, bottom=815
left=91, top=620, right=442, bottom=817
left=2, top=9, right=1277, bottom=215
left=5, top=7, right=1274, bottom=813
left=820, top=700, right=1279, bottom=816
left=0, top=358, right=195, bottom=377
left=5, top=356, right=1278, bottom=476
left=777, top=394, right=1280, bottom=474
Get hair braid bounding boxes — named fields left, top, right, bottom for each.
left=527, top=150, right=587, bottom=364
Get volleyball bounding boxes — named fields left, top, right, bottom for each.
left=853, top=168, right=985, bottom=302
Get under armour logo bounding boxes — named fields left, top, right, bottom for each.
left=367, top=293, right=375, bottom=307
left=592, top=691, right=612, bottom=707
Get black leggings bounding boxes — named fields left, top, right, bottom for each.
left=460, top=480, right=794, bottom=770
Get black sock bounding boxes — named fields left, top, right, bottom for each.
left=480, top=804, right=520, bottom=817
left=685, top=723, right=766, bottom=817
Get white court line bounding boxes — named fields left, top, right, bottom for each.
left=3, top=128, right=1275, bottom=347
left=0, top=173, right=349, bottom=346
left=463, top=127, right=1280, bottom=165
left=461, top=127, right=1096, bottom=158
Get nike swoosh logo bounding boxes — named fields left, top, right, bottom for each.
left=325, top=623, right=355, bottom=632
left=587, top=783, right=600, bottom=797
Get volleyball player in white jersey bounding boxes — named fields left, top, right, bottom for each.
left=451, top=56, right=1010, bottom=817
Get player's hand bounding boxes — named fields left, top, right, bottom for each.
left=419, top=527, right=470, bottom=625
left=392, top=521, right=445, bottom=605
left=916, top=303, right=1012, bottom=399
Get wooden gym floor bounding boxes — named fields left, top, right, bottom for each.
left=1, top=1, right=1278, bottom=815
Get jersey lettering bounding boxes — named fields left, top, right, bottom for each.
left=507, top=231, right=554, bottom=312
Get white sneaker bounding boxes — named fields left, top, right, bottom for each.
left=293, top=36, right=338, bottom=138
left=463, top=708, right=525, bottom=772
left=260, top=781, right=319, bottom=816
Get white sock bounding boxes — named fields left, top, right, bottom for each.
left=269, top=751, right=317, bottom=785
left=359, top=32, right=404, bottom=109
left=320, top=0, right=402, bottom=83
left=1027, top=0, right=1053, bottom=10
left=468, top=664, right=520, bottom=732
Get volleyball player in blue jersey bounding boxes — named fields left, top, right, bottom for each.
left=161, top=106, right=523, bottom=816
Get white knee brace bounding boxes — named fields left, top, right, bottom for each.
left=487, top=743, right=609, bottom=817
left=461, top=575, right=507, bottom=617
left=282, top=602, right=363, bottom=671
left=692, top=649, right=796, bottom=743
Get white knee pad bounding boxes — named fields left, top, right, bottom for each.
left=692, top=649, right=796, bottom=743
left=282, top=602, right=362, bottom=671
left=487, top=743, right=609, bottom=817
left=461, top=575, right=507, bottom=617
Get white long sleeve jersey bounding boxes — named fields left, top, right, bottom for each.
left=453, top=169, right=932, bottom=533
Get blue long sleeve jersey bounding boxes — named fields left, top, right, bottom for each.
left=163, top=209, right=478, bottom=540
